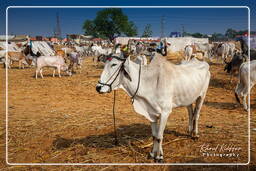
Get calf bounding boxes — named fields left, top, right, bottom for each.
left=35, top=56, right=71, bottom=79
left=235, top=60, right=256, bottom=111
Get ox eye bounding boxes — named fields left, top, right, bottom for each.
left=111, top=64, right=117, bottom=67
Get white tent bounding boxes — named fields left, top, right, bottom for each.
left=31, top=41, right=55, bottom=56
left=0, top=42, right=22, bottom=52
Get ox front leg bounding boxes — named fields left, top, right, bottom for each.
left=154, top=113, right=170, bottom=162
left=35, top=69, right=39, bottom=79
left=149, top=121, right=159, bottom=159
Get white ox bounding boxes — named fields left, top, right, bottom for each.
left=35, top=56, right=71, bottom=79
left=194, top=43, right=213, bottom=60
left=184, top=45, right=193, bottom=61
left=235, top=60, right=256, bottom=111
left=96, top=52, right=210, bottom=162
left=91, top=44, right=113, bottom=65
left=214, top=42, right=236, bottom=62
left=134, top=55, right=147, bottom=65
left=68, top=51, right=82, bottom=73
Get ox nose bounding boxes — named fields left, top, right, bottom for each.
left=96, top=85, right=102, bottom=93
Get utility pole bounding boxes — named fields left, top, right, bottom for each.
left=160, top=15, right=165, bottom=38
left=54, top=12, right=62, bottom=39
left=181, top=24, right=185, bottom=37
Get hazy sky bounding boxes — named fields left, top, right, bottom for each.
left=0, top=0, right=255, bottom=38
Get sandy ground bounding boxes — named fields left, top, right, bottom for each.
left=0, top=55, right=255, bottom=170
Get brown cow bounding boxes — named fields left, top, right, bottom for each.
left=7, top=51, right=32, bottom=69
left=55, top=50, right=65, bottom=57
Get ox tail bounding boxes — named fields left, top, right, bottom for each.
left=234, top=66, right=242, bottom=104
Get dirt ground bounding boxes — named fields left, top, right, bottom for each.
left=0, top=55, right=255, bottom=170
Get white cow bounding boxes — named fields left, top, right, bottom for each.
left=184, top=45, right=193, bottom=61
left=134, top=55, right=147, bottom=65
left=235, top=60, right=256, bottom=111
left=35, top=56, right=71, bottom=79
left=214, top=42, right=236, bottom=63
left=68, top=51, right=82, bottom=73
left=96, top=52, right=210, bottom=162
left=91, top=44, right=112, bottom=65
left=194, top=43, right=213, bottom=60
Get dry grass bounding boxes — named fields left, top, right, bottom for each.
left=0, top=54, right=255, bottom=170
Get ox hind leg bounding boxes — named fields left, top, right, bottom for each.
left=19, top=60, right=22, bottom=69
left=191, top=95, right=205, bottom=139
left=57, top=66, right=61, bottom=78
left=35, top=68, right=39, bottom=79
left=187, top=104, right=194, bottom=136
left=52, top=68, right=56, bottom=77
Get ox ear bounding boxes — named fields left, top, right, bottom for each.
left=123, top=56, right=132, bottom=81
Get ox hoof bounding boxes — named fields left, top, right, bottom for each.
left=147, top=152, right=155, bottom=159
left=154, top=156, right=164, bottom=163
left=191, top=135, right=199, bottom=140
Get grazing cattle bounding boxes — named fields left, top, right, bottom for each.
left=184, top=45, right=193, bottom=61
left=235, top=60, right=256, bottom=111
left=67, top=52, right=82, bottom=73
left=6, top=51, right=33, bottom=69
left=194, top=43, right=213, bottom=60
left=96, top=50, right=210, bottom=162
left=214, top=42, right=236, bottom=62
left=35, top=55, right=71, bottom=79
left=238, top=38, right=256, bottom=61
left=91, top=44, right=113, bottom=66
left=224, top=52, right=246, bottom=82
left=74, top=45, right=87, bottom=56
left=61, top=47, right=76, bottom=56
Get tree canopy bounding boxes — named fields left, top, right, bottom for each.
left=83, top=8, right=137, bottom=41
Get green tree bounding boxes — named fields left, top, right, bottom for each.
left=82, top=20, right=97, bottom=37
left=83, top=8, right=137, bottom=41
left=225, top=28, right=237, bottom=39
left=142, top=24, right=153, bottom=37
left=191, top=32, right=203, bottom=38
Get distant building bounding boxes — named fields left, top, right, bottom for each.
left=170, top=32, right=182, bottom=38
left=0, top=35, right=28, bottom=42
left=35, top=36, right=43, bottom=41
left=66, top=34, right=93, bottom=44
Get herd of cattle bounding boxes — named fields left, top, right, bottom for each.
left=0, top=38, right=255, bottom=111
left=0, top=37, right=255, bottom=162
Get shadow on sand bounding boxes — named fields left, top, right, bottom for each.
left=52, top=123, right=190, bottom=150
left=204, top=101, right=238, bottom=110
left=209, top=77, right=236, bottom=90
